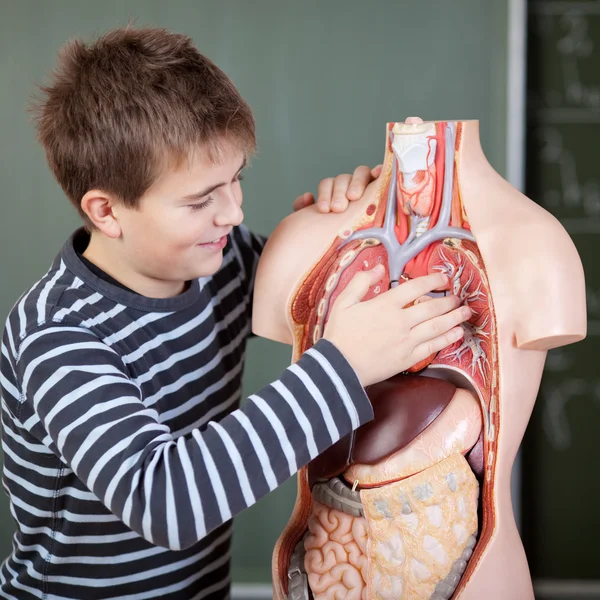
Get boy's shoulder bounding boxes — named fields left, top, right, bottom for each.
left=3, top=251, right=95, bottom=351
left=226, top=224, right=267, bottom=276
left=229, top=223, right=266, bottom=253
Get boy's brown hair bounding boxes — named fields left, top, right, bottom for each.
left=32, top=26, right=256, bottom=226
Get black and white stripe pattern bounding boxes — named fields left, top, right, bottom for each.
left=0, top=226, right=373, bottom=599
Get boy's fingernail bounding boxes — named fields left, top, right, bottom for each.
left=452, top=327, right=465, bottom=340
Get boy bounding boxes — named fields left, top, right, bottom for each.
left=0, top=27, right=469, bottom=599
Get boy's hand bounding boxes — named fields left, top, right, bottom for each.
left=292, top=164, right=383, bottom=213
left=322, top=266, right=471, bottom=387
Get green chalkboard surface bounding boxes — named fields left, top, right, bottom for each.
left=0, top=0, right=511, bottom=586
left=524, top=0, right=600, bottom=584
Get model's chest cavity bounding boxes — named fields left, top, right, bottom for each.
left=293, top=236, right=494, bottom=387
left=291, top=122, right=496, bottom=389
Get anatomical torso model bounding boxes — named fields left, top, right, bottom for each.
left=252, top=118, right=586, bottom=599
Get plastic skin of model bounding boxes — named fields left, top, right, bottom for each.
left=252, top=117, right=587, bottom=599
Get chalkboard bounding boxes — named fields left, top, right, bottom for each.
left=0, top=0, right=513, bottom=590
left=523, top=0, right=600, bottom=588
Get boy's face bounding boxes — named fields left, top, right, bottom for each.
left=115, top=143, right=245, bottom=289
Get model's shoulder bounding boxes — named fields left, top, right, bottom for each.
left=475, top=205, right=587, bottom=350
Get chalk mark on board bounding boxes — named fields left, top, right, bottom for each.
left=538, top=127, right=600, bottom=221
left=543, top=378, right=600, bottom=450
left=545, top=348, right=575, bottom=373
left=532, top=7, right=600, bottom=116
left=531, top=1, right=600, bottom=17
left=558, top=10, right=600, bottom=110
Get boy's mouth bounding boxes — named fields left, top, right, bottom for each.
left=197, top=235, right=228, bottom=250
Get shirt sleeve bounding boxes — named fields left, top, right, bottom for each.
left=229, top=225, right=268, bottom=338
left=15, top=325, right=373, bottom=551
left=229, top=224, right=267, bottom=295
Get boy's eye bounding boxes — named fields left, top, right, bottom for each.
left=189, top=198, right=214, bottom=211
left=234, top=174, right=244, bottom=183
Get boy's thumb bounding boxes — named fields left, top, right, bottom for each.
left=334, top=265, right=385, bottom=309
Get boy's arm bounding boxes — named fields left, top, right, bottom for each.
left=14, top=325, right=373, bottom=551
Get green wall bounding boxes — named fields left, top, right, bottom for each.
left=0, top=0, right=510, bottom=584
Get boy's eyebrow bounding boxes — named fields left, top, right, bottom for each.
left=183, top=159, right=246, bottom=201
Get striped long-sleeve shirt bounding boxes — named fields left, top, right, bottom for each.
left=0, top=226, right=373, bottom=600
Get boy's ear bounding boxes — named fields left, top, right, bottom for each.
left=81, top=190, right=122, bottom=238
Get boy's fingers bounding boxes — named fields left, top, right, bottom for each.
left=330, top=174, right=352, bottom=212
left=410, top=305, right=471, bottom=346
left=292, top=192, right=314, bottom=212
left=411, top=326, right=465, bottom=364
left=317, top=178, right=334, bottom=212
left=370, top=164, right=383, bottom=179
left=334, top=265, right=385, bottom=309
left=392, top=273, right=449, bottom=305
left=347, top=166, right=372, bottom=200
left=405, top=294, right=463, bottom=326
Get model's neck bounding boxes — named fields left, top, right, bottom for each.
left=454, top=120, right=495, bottom=179
left=387, top=120, right=491, bottom=176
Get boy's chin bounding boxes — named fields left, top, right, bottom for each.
left=187, top=258, right=223, bottom=279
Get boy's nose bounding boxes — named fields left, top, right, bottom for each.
left=215, top=192, right=243, bottom=227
